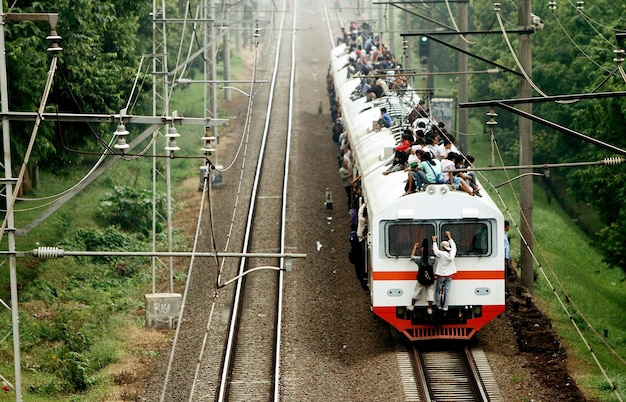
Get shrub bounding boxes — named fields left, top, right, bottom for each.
left=59, top=226, right=147, bottom=270
left=97, top=185, right=167, bottom=236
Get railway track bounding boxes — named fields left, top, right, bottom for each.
left=412, top=343, right=504, bottom=401
left=216, top=1, right=298, bottom=401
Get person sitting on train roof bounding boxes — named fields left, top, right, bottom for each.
left=365, top=79, right=385, bottom=101
left=419, top=151, right=443, bottom=185
left=440, top=152, right=456, bottom=185
left=424, top=137, right=441, bottom=160
left=370, top=46, right=380, bottom=63
left=404, top=150, right=442, bottom=195
left=382, top=129, right=413, bottom=175
left=447, top=152, right=475, bottom=196
left=412, top=118, right=429, bottom=133
left=375, top=77, right=389, bottom=94
left=459, top=154, right=482, bottom=197
left=416, top=99, right=429, bottom=118
left=433, top=231, right=457, bottom=313
left=378, top=107, right=392, bottom=129
left=412, top=136, right=425, bottom=152
left=438, top=137, right=454, bottom=160
left=390, top=71, right=407, bottom=91
left=364, top=35, right=374, bottom=53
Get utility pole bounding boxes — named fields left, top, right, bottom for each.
left=403, top=10, right=411, bottom=70
left=518, top=0, right=534, bottom=292
left=223, top=4, right=232, bottom=101
left=458, top=1, right=469, bottom=152
left=388, top=2, right=395, bottom=55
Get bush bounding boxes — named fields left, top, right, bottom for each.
left=97, top=185, right=167, bottom=236
left=59, top=226, right=147, bottom=270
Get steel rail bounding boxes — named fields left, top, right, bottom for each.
left=217, top=0, right=293, bottom=399
left=413, top=344, right=496, bottom=401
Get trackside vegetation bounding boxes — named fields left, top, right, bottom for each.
left=0, top=0, right=624, bottom=401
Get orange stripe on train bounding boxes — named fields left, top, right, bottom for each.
left=372, top=271, right=505, bottom=281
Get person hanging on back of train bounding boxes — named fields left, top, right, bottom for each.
left=338, top=158, right=353, bottom=210
left=406, top=239, right=435, bottom=315
left=349, top=222, right=368, bottom=291
left=433, top=231, right=457, bottom=315
left=504, top=220, right=512, bottom=280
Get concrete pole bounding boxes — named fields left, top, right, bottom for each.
left=378, top=2, right=383, bottom=37
left=388, top=2, right=395, bottom=56
left=458, top=1, right=469, bottom=152
left=404, top=10, right=410, bottom=70
left=518, top=0, right=534, bottom=292
left=224, top=5, right=231, bottom=101
left=0, top=5, right=23, bottom=399
left=210, top=0, right=219, bottom=163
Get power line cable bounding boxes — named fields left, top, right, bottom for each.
left=549, top=10, right=612, bottom=73
left=495, top=11, right=549, bottom=97
left=474, top=129, right=625, bottom=401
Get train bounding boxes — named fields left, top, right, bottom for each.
left=329, top=41, right=506, bottom=341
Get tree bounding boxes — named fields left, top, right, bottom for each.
left=4, top=0, right=151, bottom=175
left=467, top=0, right=626, bottom=270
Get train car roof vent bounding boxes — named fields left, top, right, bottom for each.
left=396, top=209, right=415, bottom=219
left=462, top=208, right=480, bottom=218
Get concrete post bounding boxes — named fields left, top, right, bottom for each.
left=519, top=0, right=534, bottom=292
left=145, top=293, right=183, bottom=329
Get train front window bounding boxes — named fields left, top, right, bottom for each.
left=441, top=222, right=492, bottom=257
left=386, top=223, right=435, bottom=257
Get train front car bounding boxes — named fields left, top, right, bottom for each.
left=330, top=44, right=505, bottom=341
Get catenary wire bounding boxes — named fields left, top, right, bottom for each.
left=495, top=11, right=550, bottom=98
left=444, top=0, right=477, bottom=45
left=549, top=10, right=612, bottom=73
left=158, top=151, right=211, bottom=401
left=473, top=129, right=624, bottom=401
left=0, top=56, right=59, bottom=244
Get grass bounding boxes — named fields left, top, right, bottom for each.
left=0, top=50, right=250, bottom=402
left=467, top=117, right=626, bottom=401
left=1, top=42, right=623, bottom=399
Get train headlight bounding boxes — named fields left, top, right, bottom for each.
left=439, top=186, right=448, bottom=194
left=473, top=306, right=482, bottom=316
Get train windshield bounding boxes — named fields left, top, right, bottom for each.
left=384, top=220, right=495, bottom=258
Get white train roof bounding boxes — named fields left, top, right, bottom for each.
left=330, top=44, right=503, bottom=221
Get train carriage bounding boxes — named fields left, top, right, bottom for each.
left=330, top=43, right=505, bottom=341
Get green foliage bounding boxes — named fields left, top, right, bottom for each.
left=97, top=186, right=167, bottom=236
left=4, top=1, right=151, bottom=171
left=467, top=0, right=626, bottom=271
left=59, top=226, right=147, bottom=270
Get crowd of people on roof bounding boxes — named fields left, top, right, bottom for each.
left=384, top=119, right=482, bottom=197
left=327, top=22, right=484, bottom=290
left=336, top=21, right=411, bottom=103
left=328, top=22, right=483, bottom=205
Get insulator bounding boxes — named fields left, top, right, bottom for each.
left=486, top=108, right=498, bottom=125
left=33, top=247, right=65, bottom=258
left=493, top=2, right=501, bottom=11
left=603, top=157, right=625, bottom=166
left=576, top=0, right=584, bottom=10
left=549, top=1, right=557, bottom=10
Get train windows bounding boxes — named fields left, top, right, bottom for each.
left=385, top=222, right=436, bottom=257
left=441, top=221, right=493, bottom=257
